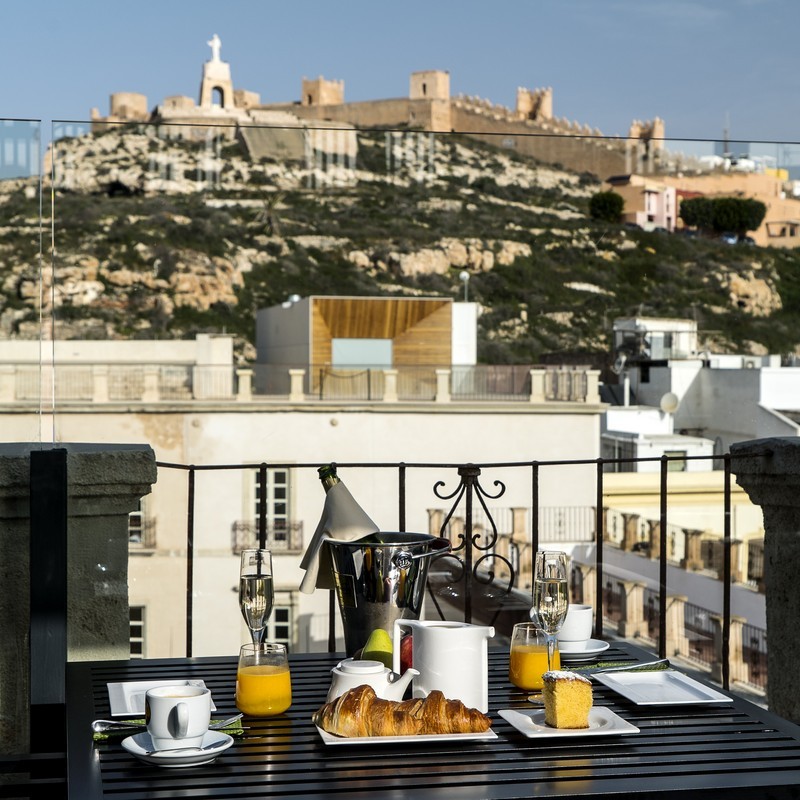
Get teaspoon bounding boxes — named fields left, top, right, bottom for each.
left=91, top=713, right=243, bottom=734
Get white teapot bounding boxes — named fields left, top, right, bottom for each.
left=326, top=658, right=419, bottom=702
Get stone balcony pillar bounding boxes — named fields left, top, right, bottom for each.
left=572, top=562, right=597, bottom=609
left=620, top=513, right=641, bottom=551
left=435, top=369, right=451, bottom=403
left=382, top=369, right=398, bottom=403
left=0, top=365, right=15, bottom=402
left=142, top=366, right=160, bottom=402
left=289, top=369, right=306, bottom=402
left=683, top=529, right=705, bottom=571
left=616, top=579, right=649, bottom=638
left=665, top=594, right=690, bottom=658
left=427, top=508, right=445, bottom=536
left=0, top=443, right=157, bottom=754
left=509, top=508, right=531, bottom=588
left=710, top=613, right=749, bottom=686
left=236, top=368, right=253, bottom=401
left=648, top=519, right=661, bottom=560
left=92, top=365, right=110, bottom=402
left=730, top=436, right=800, bottom=723
left=584, top=369, right=601, bottom=403
left=529, top=369, right=546, bottom=403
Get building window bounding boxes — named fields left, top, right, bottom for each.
left=664, top=450, right=688, bottom=472
left=130, top=606, right=145, bottom=659
left=253, top=468, right=290, bottom=544
left=267, top=602, right=292, bottom=648
left=129, top=499, right=145, bottom=544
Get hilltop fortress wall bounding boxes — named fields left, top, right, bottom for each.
left=450, top=96, right=660, bottom=178
left=91, top=40, right=666, bottom=180
left=277, top=71, right=665, bottom=179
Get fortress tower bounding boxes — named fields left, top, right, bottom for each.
left=410, top=70, right=450, bottom=101
left=515, top=87, right=553, bottom=121
left=301, top=76, right=345, bottom=106
left=629, top=117, right=665, bottom=154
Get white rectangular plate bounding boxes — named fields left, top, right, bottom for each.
left=107, top=679, right=216, bottom=717
left=498, top=706, right=639, bottom=738
left=594, top=669, right=730, bottom=706
left=315, top=726, right=497, bottom=746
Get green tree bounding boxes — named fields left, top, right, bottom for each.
left=678, top=196, right=714, bottom=230
left=589, top=191, right=624, bottom=223
left=680, top=196, right=766, bottom=236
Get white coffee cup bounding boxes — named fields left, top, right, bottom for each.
left=557, top=604, right=593, bottom=643
left=145, top=685, right=211, bottom=751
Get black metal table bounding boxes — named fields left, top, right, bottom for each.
left=66, top=642, right=800, bottom=799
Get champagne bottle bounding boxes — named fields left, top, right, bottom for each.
left=299, top=464, right=378, bottom=593
left=318, top=464, right=340, bottom=492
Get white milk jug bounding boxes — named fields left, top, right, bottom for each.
left=393, top=619, right=494, bottom=712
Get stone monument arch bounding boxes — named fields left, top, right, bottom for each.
left=199, top=33, right=234, bottom=110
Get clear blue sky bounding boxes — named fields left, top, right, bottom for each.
left=2, top=0, right=798, bottom=151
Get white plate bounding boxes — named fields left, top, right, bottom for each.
left=594, top=669, right=731, bottom=705
left=498, top=706, right=639, bottom=738
left=558, top=639, right=610, bottom=661
left=315, top=726, right=498, bottom=746
left=121, top=730, right=233, bottom=768
left=107, top=679, right=216, bottom=717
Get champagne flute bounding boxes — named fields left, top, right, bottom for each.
left=239, top=549, right=274, bottom=645
left=530, top=550, right=569, bottom=676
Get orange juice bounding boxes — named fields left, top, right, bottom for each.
left=509, top=643, right=560, bottom=690
left=236, top=664, right=292, bottom=716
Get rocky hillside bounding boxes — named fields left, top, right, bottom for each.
left=1, top=125, right=799, bottom=366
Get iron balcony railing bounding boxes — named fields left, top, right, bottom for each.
left=230, top=520, right=304, bottom=553
left=157, top=451, right=763, bottom=693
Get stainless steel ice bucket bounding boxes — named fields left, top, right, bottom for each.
left=326, top=532, right=450, bottom=656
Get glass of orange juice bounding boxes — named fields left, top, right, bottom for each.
left=235, top=642, right=292, bottom=716
left=509, top=622, right=560, bottom=695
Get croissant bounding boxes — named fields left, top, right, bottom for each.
left=312, top=684, right=492, bottom=737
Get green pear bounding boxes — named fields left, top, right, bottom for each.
left=361, top=628, right=393, bottom=668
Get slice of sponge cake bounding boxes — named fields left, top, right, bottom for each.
left=542, top=670, right=593, bottom=729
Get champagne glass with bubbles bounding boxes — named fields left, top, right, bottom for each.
left=239, top=549, right=274, bottom=645
left=530, top=551, right=569, bottom=675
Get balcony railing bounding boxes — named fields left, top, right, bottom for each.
left=158, top=451, right=758, bottom=694
left=1, top=362, right=602, bottom=404
left=230, top=521, right=304, bottom=553
left=0, top=363, right=236, bottom=402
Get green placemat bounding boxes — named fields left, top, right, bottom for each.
left=93, top=717, right=244, bottom=742
left=570, top=659, right=671, bottom=674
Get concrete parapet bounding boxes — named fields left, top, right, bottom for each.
left=0, top=443, right=157, bottom=753
left=730, top=437, right=800, bottom=722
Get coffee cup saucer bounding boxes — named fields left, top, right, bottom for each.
left=121, top=730, right=233, bottom=768
left=558, top=639, right=610, bottom=662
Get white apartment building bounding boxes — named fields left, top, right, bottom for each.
left=0, top=297, right=605, bottom=660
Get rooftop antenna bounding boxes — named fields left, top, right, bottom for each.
left=723, top=112, right=732, bottom=160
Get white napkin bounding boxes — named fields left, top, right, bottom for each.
left=299, top=481, right=378, bottom=593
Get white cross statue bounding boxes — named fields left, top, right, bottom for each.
left=207, top=34, right=221, bottom=62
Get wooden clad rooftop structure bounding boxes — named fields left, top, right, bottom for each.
left=311, top=296, right=452, bottom=366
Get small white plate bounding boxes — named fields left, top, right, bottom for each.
left=594, top=669, right=731, bottom=706
left=498, top=706, right=639, bottom=738
left=558, top=639, right=610, bottom=661
left=121, top=730, right=233, bottom=768
left=107, top=679, right=216, bottom=717
left=315, top=726, right=498, bottom=746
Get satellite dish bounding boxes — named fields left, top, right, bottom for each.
left=611, top=353, right=627, bottom=375
left=660, top=392, right=680, bottom=414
